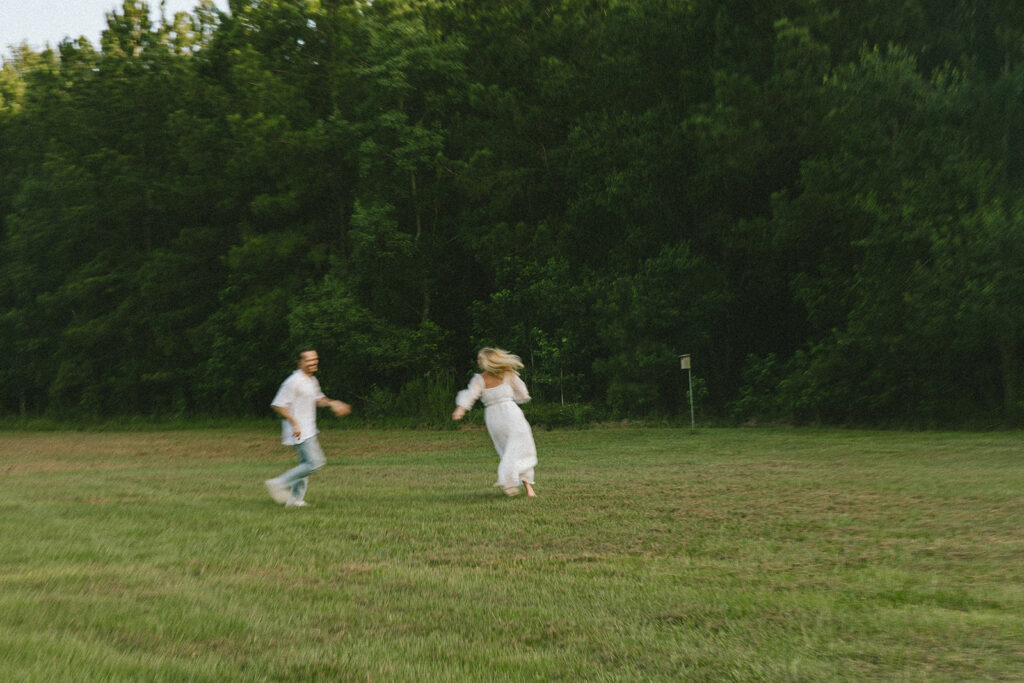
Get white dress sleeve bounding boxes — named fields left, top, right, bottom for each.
left=455, top=374, right=485, bottom=410
left=510, top=375, right=531, bottom=404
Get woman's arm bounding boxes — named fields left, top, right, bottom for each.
left=453, top=374, right=484, bottom=419
left=510, top=375, right=531, bottom=404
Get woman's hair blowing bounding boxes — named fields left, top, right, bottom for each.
left=477, top=347, right=524, bottom=376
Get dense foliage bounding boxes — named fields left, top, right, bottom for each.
left=2, top=0, right=1023, bottom=425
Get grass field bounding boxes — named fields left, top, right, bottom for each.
left=1, top=426, right=1022, bottom=681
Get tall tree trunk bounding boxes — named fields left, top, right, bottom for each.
left=411, top=171, right=422, bottom=243
left=411, top=170, right=430, bottom=322
left=997, top=337, right=1017, bottom=417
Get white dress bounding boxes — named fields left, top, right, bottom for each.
left=456, top=374, right=537, bottom=489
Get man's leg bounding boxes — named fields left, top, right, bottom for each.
left=266, top=437, right=326, bottom=505
left=291, top=476, right=308, bottom=502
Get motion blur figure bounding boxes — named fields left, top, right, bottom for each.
left=266, top=348, right=350, bottom=507
left=452, top=348, right=538, bottom=498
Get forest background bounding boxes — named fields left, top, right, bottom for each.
left=2, top=0, right=1024, bottom=427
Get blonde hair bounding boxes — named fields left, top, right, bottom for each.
left=477, top=347, right=524, bottom=376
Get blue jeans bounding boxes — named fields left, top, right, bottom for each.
left=272, top=436, right=326, bottom=501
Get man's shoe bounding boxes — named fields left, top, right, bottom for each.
left=285, top=498, right=309, bottom=508
left=265, top=479, right=289, bottom=504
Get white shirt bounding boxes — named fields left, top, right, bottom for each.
left=271, top=370, right=325, bottom=445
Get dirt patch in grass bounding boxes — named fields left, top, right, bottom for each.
left=0, top=429, right=481, bottom=475
left=1, top=432, right=270, bottom=473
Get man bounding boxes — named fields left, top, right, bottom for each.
left=266, top=348, right=351, bottom=507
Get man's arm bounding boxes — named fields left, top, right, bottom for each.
left=273, top=404, right=301, bottom=439
left=317, top=396, right=351, bottom=417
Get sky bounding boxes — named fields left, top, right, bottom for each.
left=0, top=0, right=227, bottom=56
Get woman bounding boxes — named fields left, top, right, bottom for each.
left=452, top=348, right=538, bottom=497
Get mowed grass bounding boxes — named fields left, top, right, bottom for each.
left=1, top=427, right=1022, bottom=681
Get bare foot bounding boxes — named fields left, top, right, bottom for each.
left=523, top=482, right=536, bottom=498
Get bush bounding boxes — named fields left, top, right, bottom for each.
left=524, top=402, right=602, bottom=429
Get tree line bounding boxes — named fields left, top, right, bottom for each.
left=2, top=0, right=1023, bottom=426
